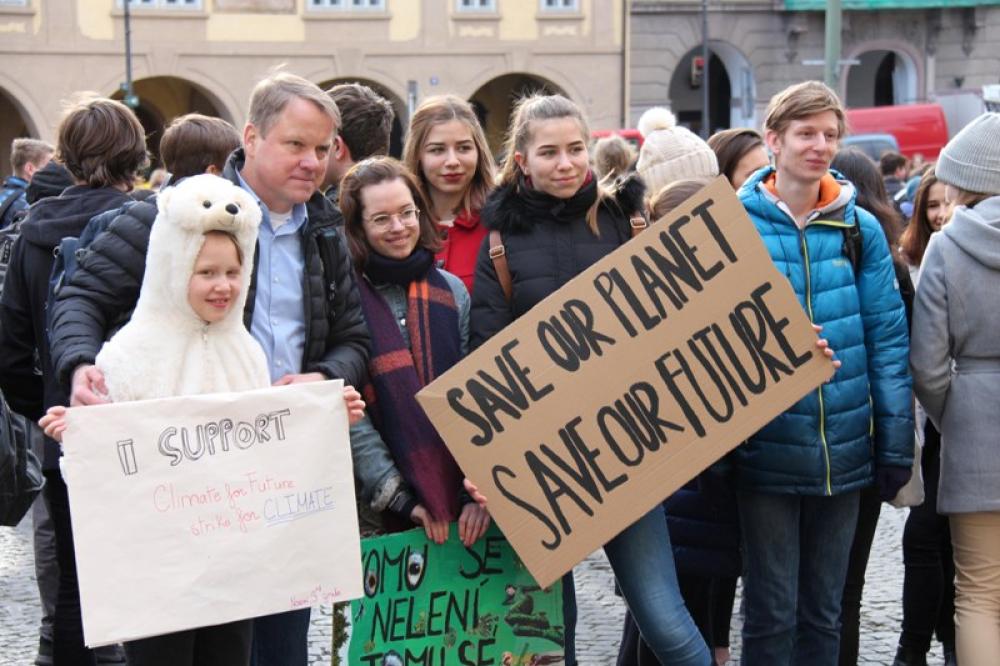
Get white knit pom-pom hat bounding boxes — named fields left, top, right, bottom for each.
left=636, top=107, right=719, bottom=195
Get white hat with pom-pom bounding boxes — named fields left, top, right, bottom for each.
left=636, top=107, right=719, bottom=195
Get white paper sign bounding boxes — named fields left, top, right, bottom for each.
left=59, top=380, right=362, bottom=647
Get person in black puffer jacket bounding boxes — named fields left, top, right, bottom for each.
left=469, top=93, right=712, bottom=666
left=0, top=96, right=147, bottom=666
left=49, top=73, right=371, bottom=666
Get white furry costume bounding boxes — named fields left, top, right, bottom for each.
left=96, top=174, right=271, bottom=402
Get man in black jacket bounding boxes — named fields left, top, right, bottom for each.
left=48, top=71, right=370, bottom=666
left=0, top=96, right=147, bottom=666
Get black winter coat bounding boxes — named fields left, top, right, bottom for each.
left=49, top=150, right=370, bottom=394
left=662, top=479, right=741, bottom=579
left=470, top=175, right=644, bottom=348
left=0, top=185, right=132, bottom=468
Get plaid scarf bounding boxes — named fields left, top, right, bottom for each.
left=358, top=253, right=463, bottom=523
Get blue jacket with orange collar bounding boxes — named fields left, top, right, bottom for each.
left=734, top=166, right=913, bottom=495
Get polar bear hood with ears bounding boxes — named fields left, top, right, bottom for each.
left=96, top=174, right=272, bottom=402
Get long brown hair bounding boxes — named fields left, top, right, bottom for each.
left=499, top=93, right=610, bottom=235
left=338, top=157, right=441, bottom=270
left=899, top=169, right=941, bottom=266
left=831, top=148, right=904, bottom=255
left=402, top=95, right=496, bottom=219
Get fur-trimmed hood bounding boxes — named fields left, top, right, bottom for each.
left=96, top=174, right=271, bottom=402
left=482, top=172, right=645, bottom=236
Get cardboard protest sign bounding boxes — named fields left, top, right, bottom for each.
left=417, top=177, right=834, bottom=588
left=349, top=525, right=564, bottom=665
left=59, top=380, right=362, bottom=646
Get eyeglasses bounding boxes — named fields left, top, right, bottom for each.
left=364, top=208, right=420, bottom=229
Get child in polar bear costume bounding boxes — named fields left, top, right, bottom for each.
left=96, top=173, right=271, bottom=401
left=41, top=174, right=363, bottom=665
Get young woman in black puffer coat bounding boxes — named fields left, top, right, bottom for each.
left=469, top=93, right=713, bottom=666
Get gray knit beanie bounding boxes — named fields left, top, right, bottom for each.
left=935, top=112, right=1000, bottom=195
left=636, top=107, right=718, bottom=196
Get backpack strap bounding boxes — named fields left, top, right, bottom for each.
left=841, top=219, right=863, bottom=278
left=629, top=212, right=648, bottom=237
left=0, top=188, right=25, bottom=227
left=488, top=230, right=513, bottom=304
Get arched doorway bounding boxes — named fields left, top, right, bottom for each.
left=317, top=77, right=406, bottom=158
left=111, top=76, right=232, bottom=170
left=469, top=73, right=568, bottom=155
left=669, top=50, right=730, bottom=136
left=0, top=88, right=35, bottom=179
left=845, top=49, right=918, bottom=107
left=670, top=41, right=761, bottom=136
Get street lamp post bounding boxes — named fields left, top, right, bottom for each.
left=824, top=0, right=842, bottom=89
left=701, top=0, right=710, bottom=138
left=122, top=0, right=138, bottom=109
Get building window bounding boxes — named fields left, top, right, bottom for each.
left=539, top=0, right=577, bottom=11
left=118, top=0, right=203, bottom=9
left=456, top=0, right=495, bottom=11
left=0, top=0, right=29, bottom=7
left=308, top=0, right=385, bottom=10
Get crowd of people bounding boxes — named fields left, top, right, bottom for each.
left=0, top=70, right=998, bottom=666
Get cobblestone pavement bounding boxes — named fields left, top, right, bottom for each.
left=1, top=506, right=946, bottom=665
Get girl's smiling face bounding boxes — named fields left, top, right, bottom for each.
left=514, top=117, right=590, bottom=199
left=360, top=177, right=421, bottom=260
left=188, top=231, right=242, bottom=323
left=925, top=181, right=948, bottom=231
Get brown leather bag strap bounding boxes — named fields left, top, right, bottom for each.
left=488, top=230, right=513, bottom=304
left=629, top=212, right=649, bottom=237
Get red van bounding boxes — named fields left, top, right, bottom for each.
left=845, top=104, right=948, bottom=160
left=591, top=128, right=644, bottom=149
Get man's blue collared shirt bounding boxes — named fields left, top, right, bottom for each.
left=236, top=171, right=308, bottom=382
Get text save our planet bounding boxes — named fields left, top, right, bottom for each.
left=416, top=176, right=833, bottom=589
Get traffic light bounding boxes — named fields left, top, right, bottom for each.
left=690, top=56, right=704, bottom=89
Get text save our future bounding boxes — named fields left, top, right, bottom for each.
left=416, top=176, right=833, bottom=589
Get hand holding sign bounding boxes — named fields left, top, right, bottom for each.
left=60, top=380, right=362, bottom=646
left=417, top=177, right=834, bottom=588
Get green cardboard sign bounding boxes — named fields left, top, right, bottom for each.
left=349, top=525, right=565, bottom=665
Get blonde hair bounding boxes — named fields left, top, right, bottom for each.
left=499, top=93, right=609, bottom=235
left=763, top=80, right=846, bottom=139
left=592, top=135, right=635, bottom=182
left=248, top=69, right=341, bottom=137
left=402, top=94, right=496, bottom=218
left=10, top=138, right=54, bottom=177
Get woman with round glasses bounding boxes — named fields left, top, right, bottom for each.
left=339, top=156, right=491, bottom=547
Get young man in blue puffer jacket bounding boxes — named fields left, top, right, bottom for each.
left=733, top=81, right=914, bottom=666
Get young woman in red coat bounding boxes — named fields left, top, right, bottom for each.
left=403, top=95, right=496, bottom=293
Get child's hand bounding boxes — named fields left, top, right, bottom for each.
left=463, top=478, right=488, bottom=507
left=39, top=406, right=69, bottom=443
left=410, top=505, right=449, bottom=545
left=458, top=502, right=491, bottom=547
left=342, top=386, right=365, bottom=425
